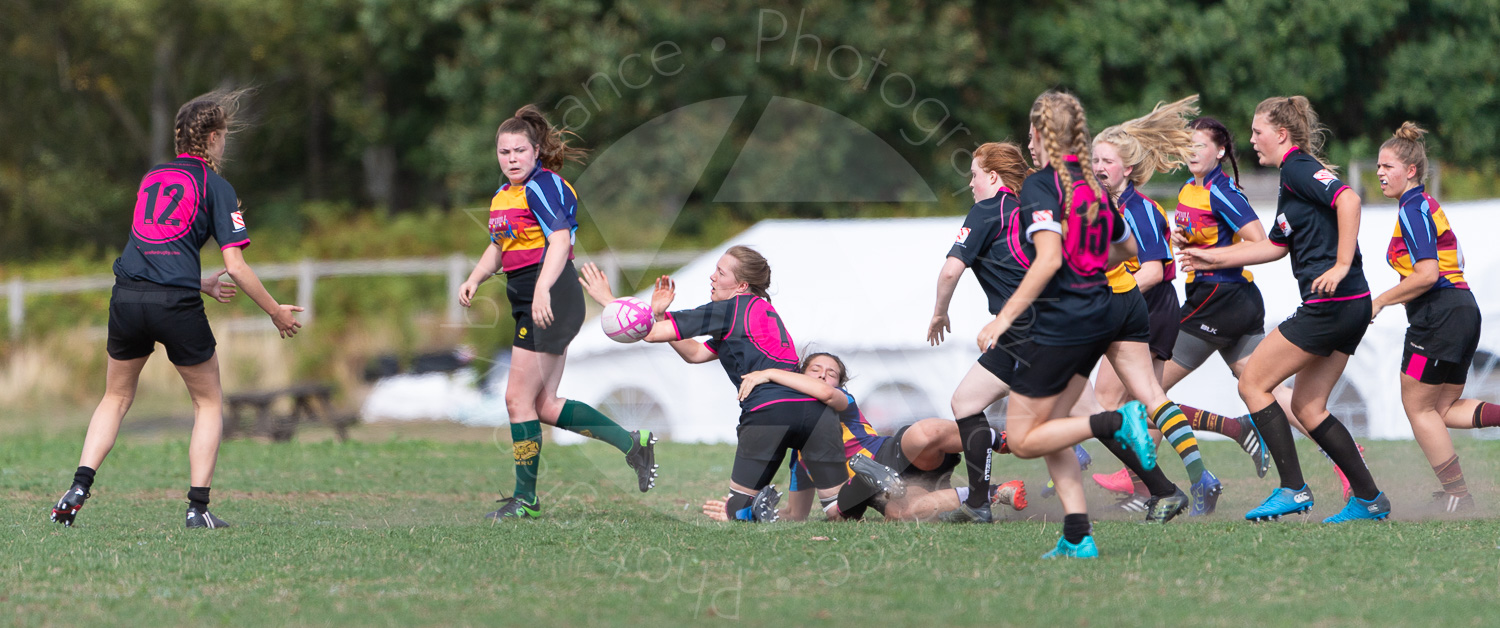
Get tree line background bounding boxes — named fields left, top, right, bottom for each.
left=4, top=0, right=1499, bottom=263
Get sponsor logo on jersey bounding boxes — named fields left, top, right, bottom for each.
left=231, top=211, right=245, bottom=231
left=1313, top=169, right=1338, bottom=188
left=1276, top=213, right=1292, bottom=235
left=1200, top=324, right=1218, bottom=335
left=1034, top=210, right=1054, bottom=223
left=955, top=227, right=971, bottom=244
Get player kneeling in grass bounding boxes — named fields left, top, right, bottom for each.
left=702, top=352, right=1027, bottom=522
left=579, top=251, right=901, bottom=522
left=51, top=90, right=302, bottom=529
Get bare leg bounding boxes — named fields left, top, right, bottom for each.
left=77, top=356, right=150, bottom=471
left=175, top=354, right=225, bottom=487
left=783, top=488, right=814, bottom=522
left=1007, top=376, right=1089, bottom=515
left=1402, top=377, right=1461, bottom=467
left=884, top=485, right=942, bottom=521
left=899, top=418, right=964, bottom=470
left=507, top=347, right=568, bottom=426
left=1093, top=358, right=1130, bottom=411
left=950, top=363, right=1010, bottom=418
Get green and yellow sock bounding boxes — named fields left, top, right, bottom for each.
left=555, top=400, right=634, bottom=454
left=510, top=420, right=543, bottom=503
left=1153, top=402, right=1207, bottom=480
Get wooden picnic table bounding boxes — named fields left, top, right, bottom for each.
left=224, top=383, right=357, bottom=442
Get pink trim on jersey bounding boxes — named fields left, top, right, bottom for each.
left=219, top=239, right=251, bottom=250
left=1281, top=146, right=1300, bottom=163
left=749, top=397, right=817, bottom=412
left=1329, top=185, right=1349, bottom=207
left=1270, top=240, right=1289, bottom=247
left=702, top=340, right=717, bottom=354
left=176, top=153, right=208, bottom=164
left=996, top=186, right=1015, bottom=196
left=1304, top=290, right=1370, bottom=304
left=666, top=312, right=682, bottom=340
left=1405, top=353, right=1428, bottom=381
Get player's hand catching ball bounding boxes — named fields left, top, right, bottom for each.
left=651, top=275, right=676, bottom=319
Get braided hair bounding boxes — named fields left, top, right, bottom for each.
left=1186, top=117, right=1243, bottom=188
left=173, top=89, right=250, bottom=173
left=1030, top=91, right=1104, bottom=229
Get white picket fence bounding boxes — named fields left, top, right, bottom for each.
left=2, top=250, right=701, bottom=339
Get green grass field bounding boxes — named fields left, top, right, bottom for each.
left=4, top=427, right=1499, bottom=627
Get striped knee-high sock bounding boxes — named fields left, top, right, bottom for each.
left=1153, top=402, right=1207, bottom=480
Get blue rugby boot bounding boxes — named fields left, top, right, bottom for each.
left=1041, top=535, right=1099, bottom=559
left=1323, top=492, right=1392, bottom=524
left=1116, top=401, right=1156, bottom=471
left=1073, top=444, right=1093, bottom=470
left=1245, top=484, right=1314, bottom=521
left=1236, top=415, right=1271, bottom=478
left=1189, top=470, right=1223, bottom=517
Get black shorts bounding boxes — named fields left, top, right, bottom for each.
left=1179, top=281, right=1266, bottom=341
left=976, top=330, right=1027, bottom=383
left=1008, top=337, right=1112, bottom=398
left=506, top=261, right=586, bottom=355
left=1277, top=296, right=1372, bottom=357
left=106, top=277, right=216, bottom=366
left=875, top=425, right=961, bottom=491
left=1402, top=289, right=1481, bottom=385
left=1108, top=288, right=1152, bottom=344
left=1142, top=282, right=1180, bottom=361
left=733, top=399, right=848, bottom=491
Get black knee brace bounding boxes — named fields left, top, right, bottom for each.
left=725, top=489, right=756, bottom=522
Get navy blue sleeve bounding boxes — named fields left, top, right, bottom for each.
left=1208, top=181, right=1259, bottom=234
left=208, top=176, right=249, bottom=250
left=947, top=199, right=1004, bottom=266
left=666, top=299, right=735, bottom=340
left=1124, top=198, right=1171, bottom=262
left=523, top=173, right=579, bottom=237
left=1399, top=197, right=1440, bottom=262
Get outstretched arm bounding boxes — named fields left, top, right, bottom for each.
left=222, top=246, right=302, bottom=338
left=1179, top=238, right=1287, bottom=274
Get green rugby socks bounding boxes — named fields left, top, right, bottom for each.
left=555, top=400, right=633, bottom=453
left=510, top=420, right=543, bottom=503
